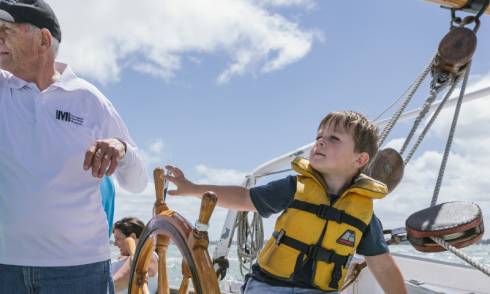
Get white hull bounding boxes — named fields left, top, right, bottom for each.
left=341, top=254, right=490, bottom=294
left=221, top=254, right=490, bottom=293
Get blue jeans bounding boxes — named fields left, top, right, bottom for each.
left=242, top=276, right=339, bottom=294
left=0, top=260, right=115, bottom=294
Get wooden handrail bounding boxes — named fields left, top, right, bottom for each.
left=425, top=0, right=490, bottom=15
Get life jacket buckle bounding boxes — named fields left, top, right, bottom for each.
left=307, top=244, right=334, bottom=263
left=274, top=229, right=286, bottom=245
left=307, top=244, right=321, bottom=259
left=317, top=205, right=343, bottom=223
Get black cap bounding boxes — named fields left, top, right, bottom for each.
left=0, top=0, right=61, bottom=42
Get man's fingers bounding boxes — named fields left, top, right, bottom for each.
left=106, top=156, right=118, bottom=176
left=83, top=145, right=97, bottom=170
left=91, top=148, right=104, bottom=177
left=98, top=153, right=112, bottom=177
left=84, top=139, right=126, bottom=178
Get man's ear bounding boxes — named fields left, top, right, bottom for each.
left=130, top=233, right=137, bottom=240
left=355, top=152, right=370, bottom=168
left=39, top=28, right=52, bottom=53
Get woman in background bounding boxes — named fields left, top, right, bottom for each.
left=112, top=217, right=158, bottom=293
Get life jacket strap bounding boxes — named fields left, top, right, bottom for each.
left=289, top=200, right=368, bottom=232
left=329, top=263, right=343, bottom=289
left=272, top=229, right=350, bottom=289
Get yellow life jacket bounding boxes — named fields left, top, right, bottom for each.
left=257, top=157, right=387, bottom=291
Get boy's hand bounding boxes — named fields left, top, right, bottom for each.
left=165, top=165, right=196, bottom=196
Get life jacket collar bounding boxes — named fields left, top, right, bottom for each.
left=292, top=157, right=388, bottom=200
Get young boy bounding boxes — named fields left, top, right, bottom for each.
left=166, top=111, right=407, bottom=293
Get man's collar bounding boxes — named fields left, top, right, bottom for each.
left=4, top=62, right=78, bottom=91
left=50, top=62, right=80, bottom=91
left=5, top=71, right=29, bottom=89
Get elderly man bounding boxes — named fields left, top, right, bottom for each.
left=0, top=1, right=147, bottom=293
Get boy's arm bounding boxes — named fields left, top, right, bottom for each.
left=165, top=165, right=256, bottom=212
left=365, top=253, right=407, bottom=294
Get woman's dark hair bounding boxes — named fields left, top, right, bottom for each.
left=113, top=217, right=145, bottom=238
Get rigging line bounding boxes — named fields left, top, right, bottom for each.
left=377, top=53, right=436, bottom=147
left=399, top=67, right=452, bottom=156
left=236, top=211, right=264, bottom=276
left=399, top=90, right=439, bottom=155
left=372, top=85, right=413, bottom=123
left=404, top=75, right=461, bottom=165
left=431, top=236, right=490, bottom=277
left=431, top=62, right=472, bottom=207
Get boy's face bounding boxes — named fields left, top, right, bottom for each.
left=309, top=122, right=367, bottom=177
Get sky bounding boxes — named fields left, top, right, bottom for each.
left=48, top=0, right=490, bottom=240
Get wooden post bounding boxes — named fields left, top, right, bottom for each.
left=126, top=237, right=151, bottom=294
left=154, top=168, right=171, bottom=294
left=177, top=260, right=192, bottom=294
left=196, top=192, right=218, bottom=232
left=425, top=0, right=490, bottom=15
left=184, top=192, right=221, bottom=293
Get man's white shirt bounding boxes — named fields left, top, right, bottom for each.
left=0, top=63, right=147, bottom=266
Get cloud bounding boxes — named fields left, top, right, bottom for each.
left=194, top=165, right=248, bottom=185
left=49, top=0, right=318, bottom=84
left=257, top=0, right=317, bottom=8
left=140, top=139, right=167, bottom=166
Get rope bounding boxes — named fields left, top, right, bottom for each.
left=422, top=62, right=490, bottom=278
left=399, top=87, right=441, bottom=156
left=340, top=261, right=367, bottom=291
left=378, top=53, right=436, bottom=147
left=430, top=63, right=471, bottom=207
left=404, top=76, right=460, bottom=165
left=236, top=211, right=264, bottom=276
left=431, top=237, right=490, bottom=277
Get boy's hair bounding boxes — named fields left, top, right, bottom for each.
left=318, top=111, right=379, bottom=163
left=113, top=217, right=145, bottom=238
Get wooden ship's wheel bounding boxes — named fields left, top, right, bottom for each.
left=128, top=168, right=221, bottom=294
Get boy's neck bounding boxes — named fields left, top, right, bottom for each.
left=322, top=172, right=357, bottom=195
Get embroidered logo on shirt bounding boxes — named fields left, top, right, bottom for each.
left=55, top=110, right=84, bottom=125
left=337, top=230, right=356, bottom=247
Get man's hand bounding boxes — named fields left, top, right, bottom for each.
left=165, top=165, right=197, bottom=196
left=83, top=138, right=126, bottom=178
